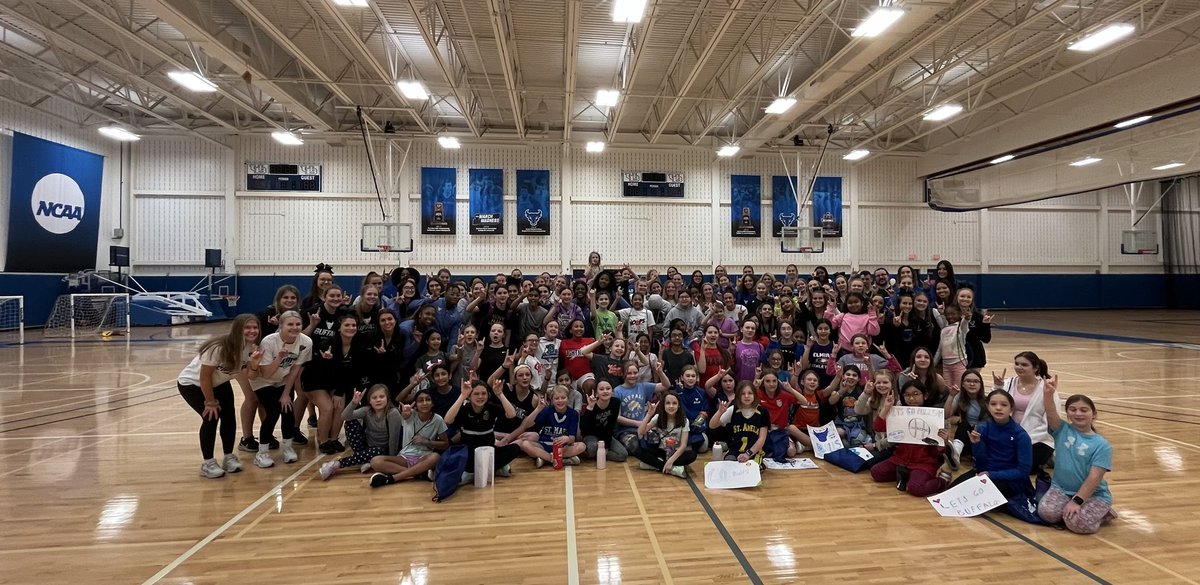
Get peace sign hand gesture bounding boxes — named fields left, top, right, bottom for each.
left=491, top=377, right=505, bottom=395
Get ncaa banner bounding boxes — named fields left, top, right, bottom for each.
left=468, top=168, right=504, bottom=235
left=730, top=175, right=761, bottom=238
left=6, top=132, right=103, bottom=272
left=812, top=176, right=843, bottom=237
left=420, top=167, right=456, bottom=235
left=516, top=169, right=550, bottom=236
left=771, top=175, right=800, bottom=237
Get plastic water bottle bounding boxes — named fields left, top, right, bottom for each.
left=596, top=441, right=607, bottom=470
left=712, top=442, right=725, bottom=461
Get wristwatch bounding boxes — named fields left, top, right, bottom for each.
left=1071, top=495, right=1085, bottom=505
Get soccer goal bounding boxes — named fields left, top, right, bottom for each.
left=43, top=293, right=131, bottom=338
left=0, top=296, right=23, bottom=344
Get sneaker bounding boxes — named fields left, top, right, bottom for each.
left=369, top=472, right=394, bottom=488
left=330, top=439, right=346, bottom=452
left=638, top=461, right=655, bottom=471
left=564, top=456, right=581, bottom=466
left=267, top=437, right=280, bottom=450
left=319, top=441, right=338, bottom=455
left=497, top=464, right=512, bottom=477
left=938, top=470, right=952, bottom=483
left=238, top=437, right=259, bottom=452
left=222, top=453, right=242, bottom=473
left=254, top=450, right=275, bottom=469
left=426, top=469, right=436, bottom=482
left=291, top=431, right=308, bottom=446
left=360, top=463, right=372, bottom=474
left=459, top=472, right=474, bottom=486
left=794, top=441, right=807, bottom=454
left=896, top=466, right=911, bottom=492
left=670, top=465, right=687, bottom=479
left=199, top=459, right=226, bottom=479
left=308, top=414, right=318, bottom=428
left=947, top=439, right=963, bottom=470
left=319, top=461, right=340, bottom=480
left=281, top=440, right=298, bottom=464
left=535, top=458, right=545, bottom=469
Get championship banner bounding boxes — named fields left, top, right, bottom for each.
left=5, top=132, right=103, bottom=273
left=421, top=167, right=456, bottom=235
left=468, top=168, right=503, bottom=235
left=516, top=169, right=550, bottom=236
left=813, top=176, right=843, bottom=237
left=771, top=175, right=799, bottom=237
left=730, top=174, right=761, bottom=238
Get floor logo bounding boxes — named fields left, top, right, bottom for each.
left=31, top=172, right=85, bottom=234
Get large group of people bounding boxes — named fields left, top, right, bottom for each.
left=175, top=257, right=1115, bottom=534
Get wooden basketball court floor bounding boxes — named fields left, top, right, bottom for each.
left=2, top=310, right=1198, bottom=585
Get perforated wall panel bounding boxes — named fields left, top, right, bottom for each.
left=133, top=137, right=228, bottom=193
left=133, top=196, right=225, bottom=265
left=860, top=207, right=981, bottom=265
left=988, top=209, right=1099, bottom=265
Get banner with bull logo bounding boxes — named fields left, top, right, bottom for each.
left=516, top=169, right=550, bottom=236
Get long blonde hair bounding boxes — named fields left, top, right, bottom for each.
left=198, top=314, right=259, bottom=372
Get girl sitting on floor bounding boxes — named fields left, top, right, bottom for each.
left=320, top=384, right=402, bottom=480
left=500, top=385, right=586, bottom=469
left=709, top=381, right=768, bottom=463
left=869, top=380, right=950, bottom=496
left=369, top=390, right=448, bottom=487
left=1037, top=379, right=1117, bottom=534
left=635, top=390, right=696, bottom=478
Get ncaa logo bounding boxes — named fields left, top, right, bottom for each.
left=30, top=173, right=85, bottom=234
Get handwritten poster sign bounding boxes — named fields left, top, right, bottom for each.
left=807, top=421, right=844, bottom=459
left=886, top=406, right=946, bottom=445
left=928, top=475, right=1007, bottom=517
left=703, top=461, right=762, bottom=489
left=763, top=458, right=818, bottom=470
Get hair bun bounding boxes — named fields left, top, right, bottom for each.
left=315, top=263, right=334, bottom=274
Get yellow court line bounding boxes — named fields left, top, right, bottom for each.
left=1094, top=536, right=1200, bottom=585
left=623, top=463, right=674, bottom=585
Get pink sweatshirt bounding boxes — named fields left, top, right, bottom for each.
left=824, top=304, right=881, bottom=352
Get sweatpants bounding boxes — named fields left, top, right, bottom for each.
left=179, top=381, right=237, bottom=460
left=336, top=420, right=386, bottom=467
left=255, top=385, right=296, bottom=443
left=635, top=446, right=698, bottom=469
left=462, top=435, right=521, bottom=470
left=1037, top=485, right=1115, bottom=534
left=870, top=458, right=947, bottom=497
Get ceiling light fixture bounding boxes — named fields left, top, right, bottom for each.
left=596, top=90, right=620, bottom=107
left=396, top=81, right=429, bottom=100
left=586, top=141, right=605, bottom=153
left=1067, top=23, right=1135, bottom=52
left=98, top=126, right=140, bottom=141
left=765, top=97, right=796, bottom=114
left=271, top=131, right=303, bottom=146
left=438, top=136, right=461, bottom=149
left=851, top=8, right=904, bottom=38
left=1113, top=115, right=1152, bottom=129
left=843, top=149, right=870, bottom=161
left=1152, top=162, right=1185, bottom=171
left=717, top=145, right=740, bottom=157
left=612, top=0, right=647, bottom=23
left=923, top=103, right=963, bottom=121
left=167, top=71, right=217, bottom=93
left=1069, top=157, right=1102, bottom=167
left=990, top=154, right=1015, bottom=164
left=332, top=0, right=369, bottom=6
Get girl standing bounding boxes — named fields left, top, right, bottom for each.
left=1037, top=382, right=1116, bottom=533
left=824, top=292, right=881, bottom=357
left=319, top=384, right=401, bottom=480
left=635, top=391, right=696, bottom=478
left=369, top=390, right=448, bottom=487
left=178, top=314, right=259, bottom=478
left=248, top=311, right=313, bottom=468
left=956, top=287, right=993, bottom=369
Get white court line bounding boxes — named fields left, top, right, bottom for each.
left=1095, top=419, right=1200, bottom=452
left=1092, top=398, right=1200, bottom=414
left=0, top=431, right=192, bottom=441
left=565, top=466, right=580, bottom=585
left=1107, top=394, right=1200, bottom=400
left=140, top=456, right=325, bottom=585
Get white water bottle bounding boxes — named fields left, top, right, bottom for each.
left=712, top=442, right=724, bottom=461
left=596, top=441, right=607, bottom=470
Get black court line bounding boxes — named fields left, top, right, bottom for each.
left=0, top=387, right=175, bottom=431
left=981, top=515, right=1111, bottom=584
left=685, top=475, right=764, bottom=585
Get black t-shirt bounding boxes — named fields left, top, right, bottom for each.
left=364, top=331, right=405, bottom=389
left=476, top=345, right=508, bottom=383
left=729, top=407, right=769, bottom=455
left=458, top=402, right=508, bottom=447
left=492, top=386, right=535, bottom=434
left=306, top=304, right=349, bottom=349
left=580, top=399, right=622, bottom=442
left=661, top=348, right=696, bottom=385
left=355, top=306, right=381, bottom=338
left=429, top=386, right=458, bottom=418
left=590, top=354, right=624, bottom=388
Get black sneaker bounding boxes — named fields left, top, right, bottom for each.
left=268, top=437, right=280, bottom=450
left=308, top=415, right=318, bottom=428
left=896, top=466, right=911, bottom=492
left=319, top=440, right=338, bottom=455
left=291, top=431, right=308, bottom=446
left=238, top=437, right=259, bottom=452
left=330, top=439, right=345, bottom=452
left=369, top=472, right=395, bottom=488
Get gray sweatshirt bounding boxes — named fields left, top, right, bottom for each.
left=342, top=403, right=403, bottom=456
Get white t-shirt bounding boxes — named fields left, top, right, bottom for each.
left=617, top=307, right=656, bottom=339
left=177, top=345, right=252, bottom=387
left=536, top=336, right=562, bottom=381
left=251, top=332, right=313, bottom=390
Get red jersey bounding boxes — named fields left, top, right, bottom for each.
left=559, top=337, right=594, bottom=381
left=756, top=389, right=796, bottom=429
left=790, top=391, right=824, bottom=429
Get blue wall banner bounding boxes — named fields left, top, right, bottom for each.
left=771, top=175, right=800, bottom=237
left=516, top=169, right=551, bottom=236
left=421, top=167, right=457, bottom=235
left=730, top=175, right=761, bottom=238
left=468, top=168, right=504, bottom=235
left=812, top=176, right=843, bottom=237
left=5, top=132, right=104, bottom=273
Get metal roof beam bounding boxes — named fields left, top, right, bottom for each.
left=563, top=0, right=579, bottom=140
left=486, top=0, right=524, bottom=138
left=397, top=0, right=482, bottom=135
left=604, top=0, right=659, bottom=142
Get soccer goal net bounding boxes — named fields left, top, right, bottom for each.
left=0, top=296, right=23, bottom=344
left=44, top=293, right=130, bottom=338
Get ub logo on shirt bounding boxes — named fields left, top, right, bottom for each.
left=31, top=173, right=86, bottom=234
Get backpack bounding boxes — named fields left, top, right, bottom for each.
left=431, top=445, right=468, bottom=503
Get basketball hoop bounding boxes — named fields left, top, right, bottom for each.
left=221, top=295, right=240, bottom=307
left=377, top=244, right=392, bottom=253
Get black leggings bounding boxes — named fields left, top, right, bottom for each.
left=1032, top=443, right=1054, bottom=476
left=635, top=446, right=698, bottom=469
left=463, top=436, right=522, bottom=470
left=179, top=381, right=237, bottom=460
left=255, top=385, right=296, bottom=443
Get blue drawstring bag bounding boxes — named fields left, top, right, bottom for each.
left=824, top=448, right=871, bottom=473
left=764, top=428, right=791, bottom=463
left=432, top=445, right=468, bottom=503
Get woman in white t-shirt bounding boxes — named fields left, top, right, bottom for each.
left=177, top=314, right=260, bottom=479
left=247, top=311, right=313, bottom=469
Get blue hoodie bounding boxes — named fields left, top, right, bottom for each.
left=972, top=417, right=1032, bottom=482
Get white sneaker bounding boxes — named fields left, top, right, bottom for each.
left=360, top=463, right=372, bottom=474
left=948, top=439, right=964, bottom=470
left=319, top=461, right=339, bottom=480
left=564, top=456, right=581, bottom=466
left=670, top=465, right=687, bottom=478
left=254, top=446, right=274, bottom=468
left=427, top=469, right=436, bottom=481
left=497, top=464, right=511, bottom=477
left=794, top=440, right=807, bottom=454
left=459, top=472, right=474, bottom=486
left=199, top=459, right=225, bottom=479
left=222, top=454, right=242, bottom=473
left=281, top=439, right=298, bottom=464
